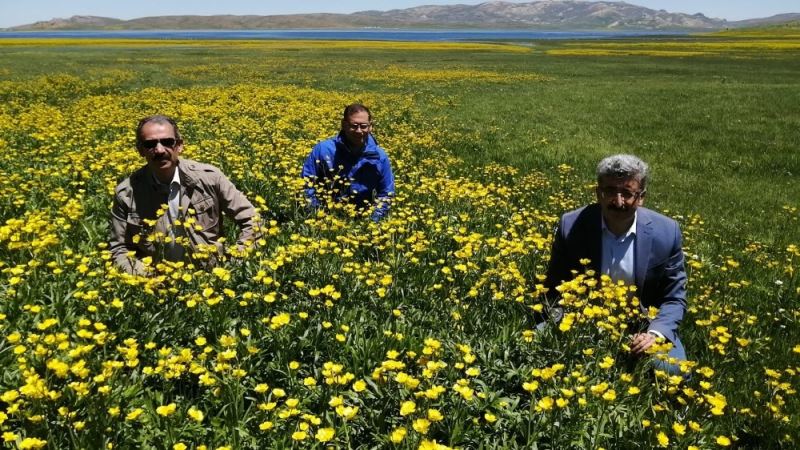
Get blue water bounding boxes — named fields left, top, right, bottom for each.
left=0, top=29, right=686, bottom=42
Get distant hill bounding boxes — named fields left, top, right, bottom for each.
left=727, top=13, right=800, bottom=28
left=6, top=1, right=799, bottom=31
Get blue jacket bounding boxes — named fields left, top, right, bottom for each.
left=545, top=204, right=687, bottom=344
left=301, top=133, right=395, bottom=221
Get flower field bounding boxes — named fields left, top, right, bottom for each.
left=0, top=39, right=798, bottom=449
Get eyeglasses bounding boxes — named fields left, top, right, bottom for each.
left=599, top=187, right=644, bottom=201
left=141, top=138, right=179, bottom=150
left=345, top=123, right=371, bottom=131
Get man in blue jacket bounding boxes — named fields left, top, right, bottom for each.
left=545, top=154, right=688, bottom=374
left=301, top=103, right=395, bottom=222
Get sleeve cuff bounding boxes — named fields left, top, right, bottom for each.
left=647, top=329, right=665, bottom=340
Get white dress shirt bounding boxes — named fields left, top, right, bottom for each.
left=154, top=169, right=184, bottom=261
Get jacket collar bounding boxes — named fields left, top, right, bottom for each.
left=334, top=132, right=380, bottom=158
left=176, top=160, right=199, bottom=189
left=136, top=159, right=199, bottom=190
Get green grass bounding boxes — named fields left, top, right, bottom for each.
left=0, top=37, right=798, bottom=449
left=3, top=39, right=795, bottom=245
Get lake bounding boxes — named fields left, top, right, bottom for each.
left=0, top=29, right=687, bottom=42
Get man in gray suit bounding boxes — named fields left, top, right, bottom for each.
left=545, top=154, right=687, bottom=374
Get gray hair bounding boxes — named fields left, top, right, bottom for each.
left=596, top=154, right=648, bottom=191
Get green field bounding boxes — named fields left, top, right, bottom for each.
left=0, top=34, right=798, bottom=449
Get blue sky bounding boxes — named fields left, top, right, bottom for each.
left=1, top=1, right=797, bottom=28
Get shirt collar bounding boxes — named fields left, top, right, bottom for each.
left=152, top=167, right=181, bottom=188
left=601, top=210, right=637, bottom=239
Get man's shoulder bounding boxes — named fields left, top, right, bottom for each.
left=180, top=159, right=228, bottom=185
left=314, top=136, right=339, bottom=150
left=561, top=204, right=600, bottom=225
left=638, top=207, right=679, bottom=229
left=114, top=165, right=148, bottom=196
left=180, top=159, right=223, bottom=175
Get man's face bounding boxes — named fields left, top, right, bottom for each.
left=596, top=175, right=644, bottom=228
left=341, top=111, right=371, bottom=150
left=138, top=121, right=183, bottom=181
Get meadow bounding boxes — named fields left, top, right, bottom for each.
left=0, top=31, right=797, bottom=449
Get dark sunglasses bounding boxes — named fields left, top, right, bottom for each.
left=141, top=138, right=179, bottom=150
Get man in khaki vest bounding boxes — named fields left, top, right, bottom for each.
left=109, top=115, right=258, bottom=275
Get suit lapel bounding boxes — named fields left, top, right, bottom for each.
left=581, top=204, right=603, bottom=275
left=635, top=209, right=653, bottom=293
left=589, top=208, right=602, bottom=275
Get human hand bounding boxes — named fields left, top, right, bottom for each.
left=629, top=332, right=656, bottom=355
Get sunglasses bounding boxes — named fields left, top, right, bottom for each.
left=141, top=138, right=179, bottom=150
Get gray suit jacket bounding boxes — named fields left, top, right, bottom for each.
left=545, top=204, right=687, bottom=343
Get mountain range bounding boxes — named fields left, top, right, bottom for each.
left=7, top=1, right=800, bottom=31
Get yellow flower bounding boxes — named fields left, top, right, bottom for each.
left=598, top=356, right=614, bottom=369
left=156, top=403, right=177, bottom=417
left=315, top=427, right=335, bottom=442
left=258, top=421, right=274, bottom=431
left=173, top=444, right=188, bottom=450
left=716, top=435, right=731, bottom=446
left=126, top=408, right=144, bottom=421
left=335, top=405, right=359, bottom=420
left=400, top=400, right=416, bottom=416
left=329, top=395, right=344, bottom=407
left=628, top=386, right=641, bottom=395
left=352, top=379, right=367, bottom=392
left=19, top=438, right=48, bottom=450
left=1, top=390, right=19, bottom=403
left=656, top=431, right=669, bottom=447
left=428, top=409, right=444, bottom=422
left=413, top=418, right=431, bottom=434
left=672, top=422, right=686, bottom=435
left=484, top=412, right=497, bottom=423
left=291, top=431, right=307, bottom=441
left=390, top=427, right=407, bottom=444
left=536, top=396, right=554, bottom=411
left=188, top=407, right=204, bottom=423
left=523, top=381, right=539, bottom=392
